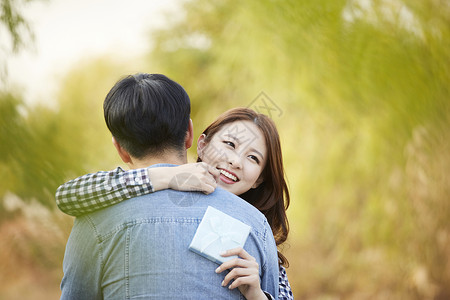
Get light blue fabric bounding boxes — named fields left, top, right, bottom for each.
left=60, top=164, right=279, bottom=300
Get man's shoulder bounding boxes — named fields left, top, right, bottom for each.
left=86, top=187, right=268, bottom=233
left=205, top=188, right=267, bottom=228
left=207, top=188, right=250, bottom=206
left=144, top=187, right=268, bottom=229
left=209, top=187, right=251, bottom=206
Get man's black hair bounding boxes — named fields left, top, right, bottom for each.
left=103, top=73, right=191, bottom=158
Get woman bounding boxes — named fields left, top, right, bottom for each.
left=56, top=107, right=293, bottom=300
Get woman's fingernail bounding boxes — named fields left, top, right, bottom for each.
left=220, top=251, right=226, bottom=256
left=221, top=280, right=225, bottom=287
left=215, top=267, right=221, bottom=273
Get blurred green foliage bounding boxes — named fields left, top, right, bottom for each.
left=0, top=0, right=41, bottom=82
left=0, top=93, right=68, bottom=210
left=145, top=1, right=450, bottom=298
left=0, top=0, right=37, bottom=52
left=1, top=0, right=449, bottom=299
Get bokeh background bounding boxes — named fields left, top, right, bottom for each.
left=1, top=0, right=449, bottom=299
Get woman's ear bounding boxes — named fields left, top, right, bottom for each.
left=197, top=134, right=207, bottom=159
left=252, top=176, right=264, bottom=189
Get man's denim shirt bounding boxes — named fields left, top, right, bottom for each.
left=60, top=164, right=279, bottom=299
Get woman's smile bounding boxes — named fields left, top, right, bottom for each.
left=218, top=168, right=240, bottom=184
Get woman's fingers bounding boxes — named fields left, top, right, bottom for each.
left=168, top=162, right=217, bottom=193
left=215, top=248, right=260, bottom=289
left=220, top=262, right=259, bottom=288
left=216, top=248, right=256, bottom=274
left=220, top=247, right=254, bottom=260
left=216, top=257, right=256, bottom=274
left=202, top=177, right=216, bottom=194
left=206, top=164, right=220, bottom=181
left=194, top=162, right=218, bottom=194
left=227, top=273, right=260, bottom=290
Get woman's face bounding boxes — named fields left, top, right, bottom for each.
left=197, top=120, right=267, bottom=196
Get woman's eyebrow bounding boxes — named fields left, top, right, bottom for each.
left=223, top=133, right=264, bottom=158
left=223, top=133, right=240, bottom=142
left=249, top=148, right=264, bottom=159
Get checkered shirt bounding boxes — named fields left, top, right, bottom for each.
left=55, top=167, right=293, bottom=298
left=278, top=265, right=294, bottom=299
left=55, top=167, right=153, bottom=216
left=263, top=264, right=294, bottom=299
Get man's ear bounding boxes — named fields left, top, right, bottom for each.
left=112, top=136, right=132, bottom=164
left=197, top=134, right=207, bottom=159
left=184, top=119, right=194, bottom=150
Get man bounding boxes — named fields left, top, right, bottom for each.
left=60, top=73, right=279, bottom=299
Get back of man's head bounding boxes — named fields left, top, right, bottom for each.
left=103, top=73, right=191, bottom=158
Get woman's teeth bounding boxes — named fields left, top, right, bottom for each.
left=220, top=169, right=238, bottom=182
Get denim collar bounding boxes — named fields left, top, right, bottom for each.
left=147, top=163, right=180, bottom=169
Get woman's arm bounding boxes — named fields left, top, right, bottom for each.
left=277, top=265, right=294, bottom=300
left=56, top=163, right=218, bottom=217
left=56, top=167, right=153, bottom=216
left=217, top=248, right=294, bottom=300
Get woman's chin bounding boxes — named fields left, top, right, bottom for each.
left=217, top=182, right=248, bottom=196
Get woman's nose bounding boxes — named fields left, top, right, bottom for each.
left=228, top=153, right=242, bottom=169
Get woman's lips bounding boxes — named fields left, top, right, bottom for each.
left=218, top=168, right=239, bottom=184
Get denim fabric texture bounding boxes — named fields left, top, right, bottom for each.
left=60, top=164, right=279, bottom=300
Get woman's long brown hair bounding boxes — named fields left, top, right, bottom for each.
left=198, top=107, right=290, bottom=267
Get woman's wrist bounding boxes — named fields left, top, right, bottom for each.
left=241, top=287, right=269, bottom=300
left=146, top=167, right=172, bottom=191
left=248, top=288, right=269, bottom=300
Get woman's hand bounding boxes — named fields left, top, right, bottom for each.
left=216, top=247, right=267, bottom=300
left=148, top=162, right=219, bottom=194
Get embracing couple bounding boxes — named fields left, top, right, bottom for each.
left=57, top=73, right=293, bottom=299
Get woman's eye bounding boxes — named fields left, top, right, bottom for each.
left=224, top=141, right=235, bottom=148
left=249, top=155, right=260, bottom=164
